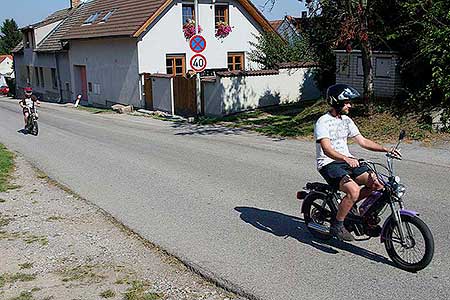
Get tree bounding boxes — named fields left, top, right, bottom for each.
left=249, top=31, right=315, bottom=69
left=0, top=19, right=21, bottom=54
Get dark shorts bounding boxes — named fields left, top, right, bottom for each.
left=319, top=161, right=370, bottom=190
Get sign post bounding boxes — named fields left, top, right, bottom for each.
left=194, top=0, right=202, bottom=115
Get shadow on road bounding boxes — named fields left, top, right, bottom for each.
left=235, top=206, right=394, bottom=267
left=17, top=128, right=29, bottom=135
left=171, top=122, right=248, bottom=136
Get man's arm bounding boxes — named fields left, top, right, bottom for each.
left=352, top=135, right=389, bottom=152
left=319, top=138, right=360, bottom=167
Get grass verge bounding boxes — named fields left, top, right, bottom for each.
left=0, top=144, right=14, bottom=192
left=194, top=100, right=450, bottom=144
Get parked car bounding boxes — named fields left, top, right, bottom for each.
left=0, top=85, right=9, bottom=95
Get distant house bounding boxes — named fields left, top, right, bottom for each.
left=335, top=50, right=402, bottom=99
left=0, top=55, right=14, bottom=79
left=269, top=15, right=308, bottom=44
left=13, top=0, right=277, bottom=108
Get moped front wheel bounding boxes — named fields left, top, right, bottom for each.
left=384, top=214, right=434, bottom=272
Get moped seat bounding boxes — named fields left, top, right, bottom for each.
left=306, top=182, right=334, bottom=193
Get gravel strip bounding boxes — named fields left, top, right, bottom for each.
left=0, top=155, right=244, bottom=300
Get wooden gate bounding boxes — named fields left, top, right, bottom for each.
left=143, top=74, right=153, bottom=110
left=173, top=76, right=197, bottom=116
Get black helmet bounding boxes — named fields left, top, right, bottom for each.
left=326, top=84, right=361, bottom=110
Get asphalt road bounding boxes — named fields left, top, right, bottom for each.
left=1, top=96, right=449, bottom=300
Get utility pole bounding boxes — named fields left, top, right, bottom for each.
left=194, top=0, right=202, bottom=116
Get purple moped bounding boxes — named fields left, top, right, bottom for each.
left=298, top=131, right=434, bottom=272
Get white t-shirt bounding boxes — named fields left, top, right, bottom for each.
left=314, top=112, right=361, bottom=170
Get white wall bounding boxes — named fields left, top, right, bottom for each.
left=138, top=0, right=263, bottom=74
left=35, top=20, right=63, bottom=46
left=0, top=57, right=13, bottom=76
left=69, top=38, right=141, bottom=107
left=203, top=67, right=320, bottom=116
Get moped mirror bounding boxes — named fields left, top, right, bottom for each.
left=399, top=130, right=406, bottom=141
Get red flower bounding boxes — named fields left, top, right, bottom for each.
left=215, top=22, right=232, bottom=38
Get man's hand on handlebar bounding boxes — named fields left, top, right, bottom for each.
left=385, top=147, right=402, bottom=160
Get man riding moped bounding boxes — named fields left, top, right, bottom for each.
left=314, top=84, right=401, bottom=241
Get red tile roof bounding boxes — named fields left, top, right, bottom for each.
left=0, top=55, right=13, bottom=64
left=63, top=0, right=167, bottom=40
left=269, top=20, right=283, bottom=31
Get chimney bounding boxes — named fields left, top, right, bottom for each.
left=71, top=0, right=81, bottom=9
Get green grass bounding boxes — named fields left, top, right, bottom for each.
left=0, top=144, right=14, bottom=192
left=192, top=100, right=450, bottom=143
left=18, top=262, right=34, bottom=270
left=8, top=291, right=34, bottom=300
left=100, top=289, right=116, bottom=298
left=0, top=273, right=36, bottom=288
left=124, top=281, right=163, bottom=300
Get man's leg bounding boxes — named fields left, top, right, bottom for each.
left=331, top=175, right=360, bottom=241
left=336, top=176, right=361, bottom=221
left=354, top=171, right=383, bottom=201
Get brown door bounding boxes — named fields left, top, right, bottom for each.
left=74, top=65, right=88, bottom=101
left=173, top=76, right=196, bottom=116
left=143, top=74, right=153, bottom=110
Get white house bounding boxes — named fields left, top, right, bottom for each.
left=14, top=0, right=275, bottom=108
left=0, top=55, right=14, bottom=79
left=13, top=0, right=320, bottom=116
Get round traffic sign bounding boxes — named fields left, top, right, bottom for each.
left=189, top=35, right=207, bottom=53
left=190, top=54, right=207, bottom=72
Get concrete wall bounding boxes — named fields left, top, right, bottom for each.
left=335, top=50, right=401, bottom=98
left=151, top=77, right=173, bottom=113
left=69, top=38, right=142, bottom=107
left=0, top=57, right=13, bottom=76
left=13, top=51, right=63, bottom=101
left=203, top=67, right=320, bottom=116
left=138, top=0, right=263, bottom=74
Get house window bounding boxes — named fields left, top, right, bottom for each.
left=100, top=10, right=116, bottom=23
left=166, top=55, right=186, bottom=76
left=88, top=82, right=93, bottom=92
left=84, top=11, right=101, bottom=24
left=227, top=52, right=244, bottom=71
left=39, top=67, right=45, bottom=88
left=375, top=57, right=392, bottom=78
left=338, top=55, right=350, bottom=76
left=51, top=68, right=58, bottom=89
left=182, top=4, right=195, bottom=25
left=34, top=67, right=40, bottom=87
left=215, top=5, right=229, bottom=27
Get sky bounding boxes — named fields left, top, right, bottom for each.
left=0, top=0, right=306, bottom=28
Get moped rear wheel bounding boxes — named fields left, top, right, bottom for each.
left=384, top=214, right=434, bottom=272
left=303, top=194, right=333, bottom=240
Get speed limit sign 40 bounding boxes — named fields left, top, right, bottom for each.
left=190, top=54, right=207, bottom=72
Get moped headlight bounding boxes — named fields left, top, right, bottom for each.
left=394, top=176, right=401, bottom=184
left=396, top=184, right=406, bottom=198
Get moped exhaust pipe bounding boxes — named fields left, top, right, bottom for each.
left=307, top=222, right=330, bottom=234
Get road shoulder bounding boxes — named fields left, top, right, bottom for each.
left=0, top=154, right=240, bottom=300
